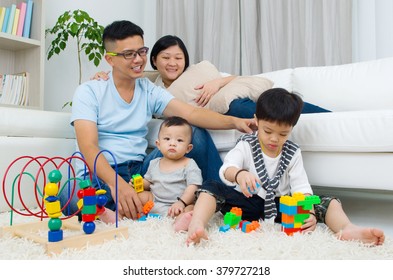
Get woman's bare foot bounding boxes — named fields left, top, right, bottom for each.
left=173, top=211, right=193, bottom=232
left=337, top=224, right=385, bottom=245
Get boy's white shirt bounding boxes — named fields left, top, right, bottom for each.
left=219, top=140, right=313, bottom=200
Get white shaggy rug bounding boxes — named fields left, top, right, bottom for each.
left=0, top=211, right=392, bottom=260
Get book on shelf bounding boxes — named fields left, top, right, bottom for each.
left=23, top=0, right=34, bottom=38
left=0, top=6, right=6, bottom=31
left=0, top=72, right=29, bottom=106
left=5, top=3, right=16, bottom=34
left=16, top=2, right=27, bottom=36
left=11, top=7, right=20, bottom=35
left=1, top=7, right=10, bottom=32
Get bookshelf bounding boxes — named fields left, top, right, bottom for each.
left=0, top=0, right=44, bottom=109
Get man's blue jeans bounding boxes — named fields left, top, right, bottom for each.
left=59, top=126, right=222, bottom=215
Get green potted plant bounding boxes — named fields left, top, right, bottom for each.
left=46, top=10, right=105, bottom=107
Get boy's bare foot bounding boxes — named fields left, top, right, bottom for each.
left=98, top=208, right=117, bottom=224
left=337, top=224, right=385, bottom=245
left=173, top=211, right=193, bottom=232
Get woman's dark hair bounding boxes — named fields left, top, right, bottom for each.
left=149, top=35, right=190, bottom=71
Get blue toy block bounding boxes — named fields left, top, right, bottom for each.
left=219, top=224, right=231, bottom=232
left=48, top=229, right=63, bottom=242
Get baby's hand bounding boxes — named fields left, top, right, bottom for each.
left=167, top=201, right=184, bottom=217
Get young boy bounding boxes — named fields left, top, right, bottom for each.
left=101, top=116, right=202, bottom=228
left=186, top=88, right=385, bottom=246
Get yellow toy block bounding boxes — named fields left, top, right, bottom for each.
left=132, top=174, right=144, bottom=193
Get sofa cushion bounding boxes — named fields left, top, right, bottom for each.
left=291, top=110, right=393, bottom=152
left=292, top=57, right=393, bottom=111
left=168, top=60, right=222, bottom=105
left=0, top=107, right=74, bottom=139
left=207, top=76, right=273, bottom=113
left=168, top=60, right=273, bottom=114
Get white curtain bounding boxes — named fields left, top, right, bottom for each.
left=157, top=0, right=352, bottom=75
left=352, top=0, right=393, bottom=62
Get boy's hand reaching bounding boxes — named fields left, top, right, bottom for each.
left=236, top=170, right=261, bottom=198
left=301, top=212, right=317, bottom=232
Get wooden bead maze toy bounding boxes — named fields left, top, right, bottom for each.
left=0, top=151, right=128, bottom=254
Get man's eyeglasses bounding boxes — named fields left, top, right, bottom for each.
left=107, top=47, right=149, bottom=60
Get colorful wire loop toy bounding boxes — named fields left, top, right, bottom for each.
left=1, top=150, right=128, bottom=254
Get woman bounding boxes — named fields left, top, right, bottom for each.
left=149, top=35, right=257, bottom=118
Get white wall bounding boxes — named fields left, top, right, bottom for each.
left=44, top=0, right=157, bottom=112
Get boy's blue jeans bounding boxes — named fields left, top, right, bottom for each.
left=59, top=125, right=222, bottom=215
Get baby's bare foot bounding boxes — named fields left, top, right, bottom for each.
left=173, top=211, right=193, bottom=232
left=186, top=227, right=208, bottom=245
left=98, top=208, right=117, bottom=224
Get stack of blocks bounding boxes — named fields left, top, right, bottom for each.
left=279, top=192, right=321, bottom=236
left=76, top=179, right=108, bottom=235
left=44, top=170, right=64, bottom=242
left=219, top=207, right=260, bottom=233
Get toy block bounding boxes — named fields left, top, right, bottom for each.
left=45, top=200, right=62, bottom=218
left=79, top=179, right=92, bottom=189
left=280, top=204, right=297, bottom=215
left=48, top=230, right=63, bottom=242
left=298, top=195, right=321, bottom=210
left=83, top=187, right=96, bottom=196
left=138, top=213, right=161, bottom=221
left=219, top=224, right=231, bottom=232
left=230, top=207, right=242, bottom=217
left=292, top=192, right=305, bottom=202
left=281, top=222, right=295, bottom=228
left=142, top=200, right=154, bottom=214
left=294, top=213, right=309, bottom=224
left=241, top=221, right=251, bottom=232
left=279, top=195, right=297, bottom=206
left=132, top=174, right=144, bottom=193
left=223, top=212, right=241, bottom=227
left=282, top=213, right=294, bottom=224
left=83, top=195, right=97, bottom=205
left=282, top=227, right=301, bottom=236
left=137, top=200, right=155, bottom=219
left=297, top=206, right=309, bottom=214
left=82, top=204, right=96, bottom=214
left=293, top=222, right=303, bottom=228
left=82, top=214, right=96, bottom=222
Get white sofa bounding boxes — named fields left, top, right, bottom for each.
left=1, top=57, right=393, bottom=212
